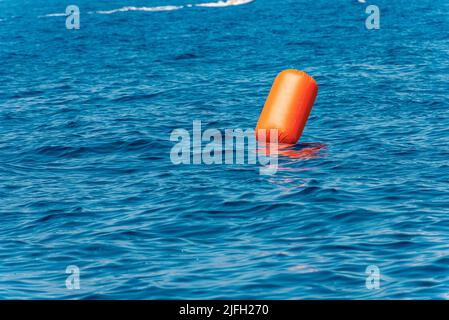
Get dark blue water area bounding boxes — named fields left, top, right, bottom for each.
left=1, top=0, right=449, bottom=299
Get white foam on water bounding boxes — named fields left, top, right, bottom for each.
left=43, top=13, right=67, bottom=17
left=97, top=6, right=183, bottom=14
left=44, top=1, right=253, bottom=18
left=196, top=0, right=255, bottom=8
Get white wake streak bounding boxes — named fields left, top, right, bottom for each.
left=44, top=13, right=67, bottom=17
left=196, top=0, right=255, bottom=7
left=97, top=6, right=183, bottom=15
left=44, top=1, right=254, bottom=17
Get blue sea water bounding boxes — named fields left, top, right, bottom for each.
left=1, top=0, right=449, bottom=299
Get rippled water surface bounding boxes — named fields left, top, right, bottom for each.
left=1, top=0, right=449, bottom=299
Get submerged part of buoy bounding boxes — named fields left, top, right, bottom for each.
left=256, top=69, right=318, bottom=144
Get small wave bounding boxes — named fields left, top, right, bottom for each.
left=174, top=53, right=200, bottom=60
left=43, top=13, right=67, bottom=17
left=196, top=0, right=255, bottom=8
left=97, top=6, right=183, bottom=15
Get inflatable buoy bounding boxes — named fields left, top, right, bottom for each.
left=256, top=69, right=318, bottom=144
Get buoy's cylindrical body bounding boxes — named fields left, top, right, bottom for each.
left=256, top=69, right=318, bottom=144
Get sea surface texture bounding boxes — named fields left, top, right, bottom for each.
left=1, top=0, right=449, bottom=299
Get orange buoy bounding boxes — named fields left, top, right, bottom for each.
left=256, top=69, right=318, bottom=144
